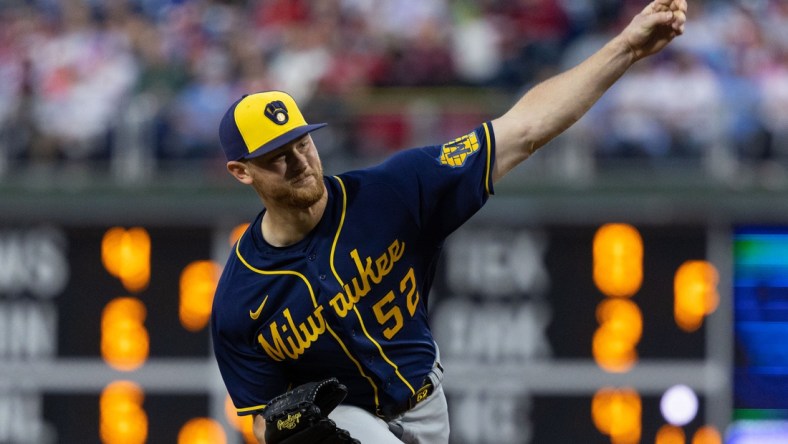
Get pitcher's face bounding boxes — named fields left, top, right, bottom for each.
left=245, top=134, right=325, bottom=209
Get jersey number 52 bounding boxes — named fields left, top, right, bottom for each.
left=372, top=267, right=420, bottom=339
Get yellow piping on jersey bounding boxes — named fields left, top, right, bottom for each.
left=351, top=304, right=416, bottom=395
left=237, top=404, right=266, bottom=414
left=483, top=122, right=493, bottom=196
left=330, top=177, right=416, bottom=397
left=326, top=176, right=383, bottom=409
left=235, top=238, right=320, bottom=308
left=234, top=228, right=381, bottom=413
left=233, top=382, right=290, bottom=414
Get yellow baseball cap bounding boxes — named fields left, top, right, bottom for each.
left=219, top=91, right=327, bottom=161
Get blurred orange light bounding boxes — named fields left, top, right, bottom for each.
left=225, top=395, right=257, bottom=443
left=230, top=223, right=250, bottom=246
left=178, top=418, right=227, bottom=444
left=593, top=223, right=643, bottom=298
left=674, top=261, right=719, bottom=332
left=100, top=381, right=147, bottom=444
left=692, top=426, right=722, bottom=444
left=180, top=260, right=222, bottom=332
left=100, top=381, right=144, bottom=411
left=592, top=387, right=641, bottom=444
left=102, top=227, right=151, bottom=293
left=656, top=424, right=686, bottom=444
left=101, top=297, right=149, bottom=371
left=593, top=299, right=642, bottom=372
left=593, top=328, right=638, bottom=373
left=596, top=299, right=643, bottom=343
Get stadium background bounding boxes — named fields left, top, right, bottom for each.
left=0, top=0, right=787, bottom=443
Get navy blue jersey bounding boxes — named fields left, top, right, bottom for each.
left=212, top=123, right=496, bottom=416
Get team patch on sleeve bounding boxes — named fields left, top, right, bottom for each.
left=438, top=131, right=480, bottom=167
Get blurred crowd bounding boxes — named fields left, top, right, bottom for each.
left=0, top=0, right=786, bottom=179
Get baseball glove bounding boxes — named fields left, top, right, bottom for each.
left=264, top=378, right=360, bottom=444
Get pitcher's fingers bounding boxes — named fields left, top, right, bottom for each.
left=672, top=9, right=686, bottom=33
left=644, top=0, right=672, bottom=14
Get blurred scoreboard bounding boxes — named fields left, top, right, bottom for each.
left=431, top=223, right=727, bottom=444
left=0, top=220, right=730, bottom=443
left=0, top=224, right=230, bottom=443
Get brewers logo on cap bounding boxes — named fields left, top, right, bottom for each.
left=264, top=101, right=289, bottom=125
left=219, top=91, right=327, bottom=161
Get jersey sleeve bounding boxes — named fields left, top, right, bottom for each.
left=359, top=122, right=496, bottom=239
left=211, top=264, right=289, bottom=416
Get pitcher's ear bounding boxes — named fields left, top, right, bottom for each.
left=227, top=161, right=253, bottom=185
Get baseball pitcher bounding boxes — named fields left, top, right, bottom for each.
left=210, top=1, right=687, bottom=442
